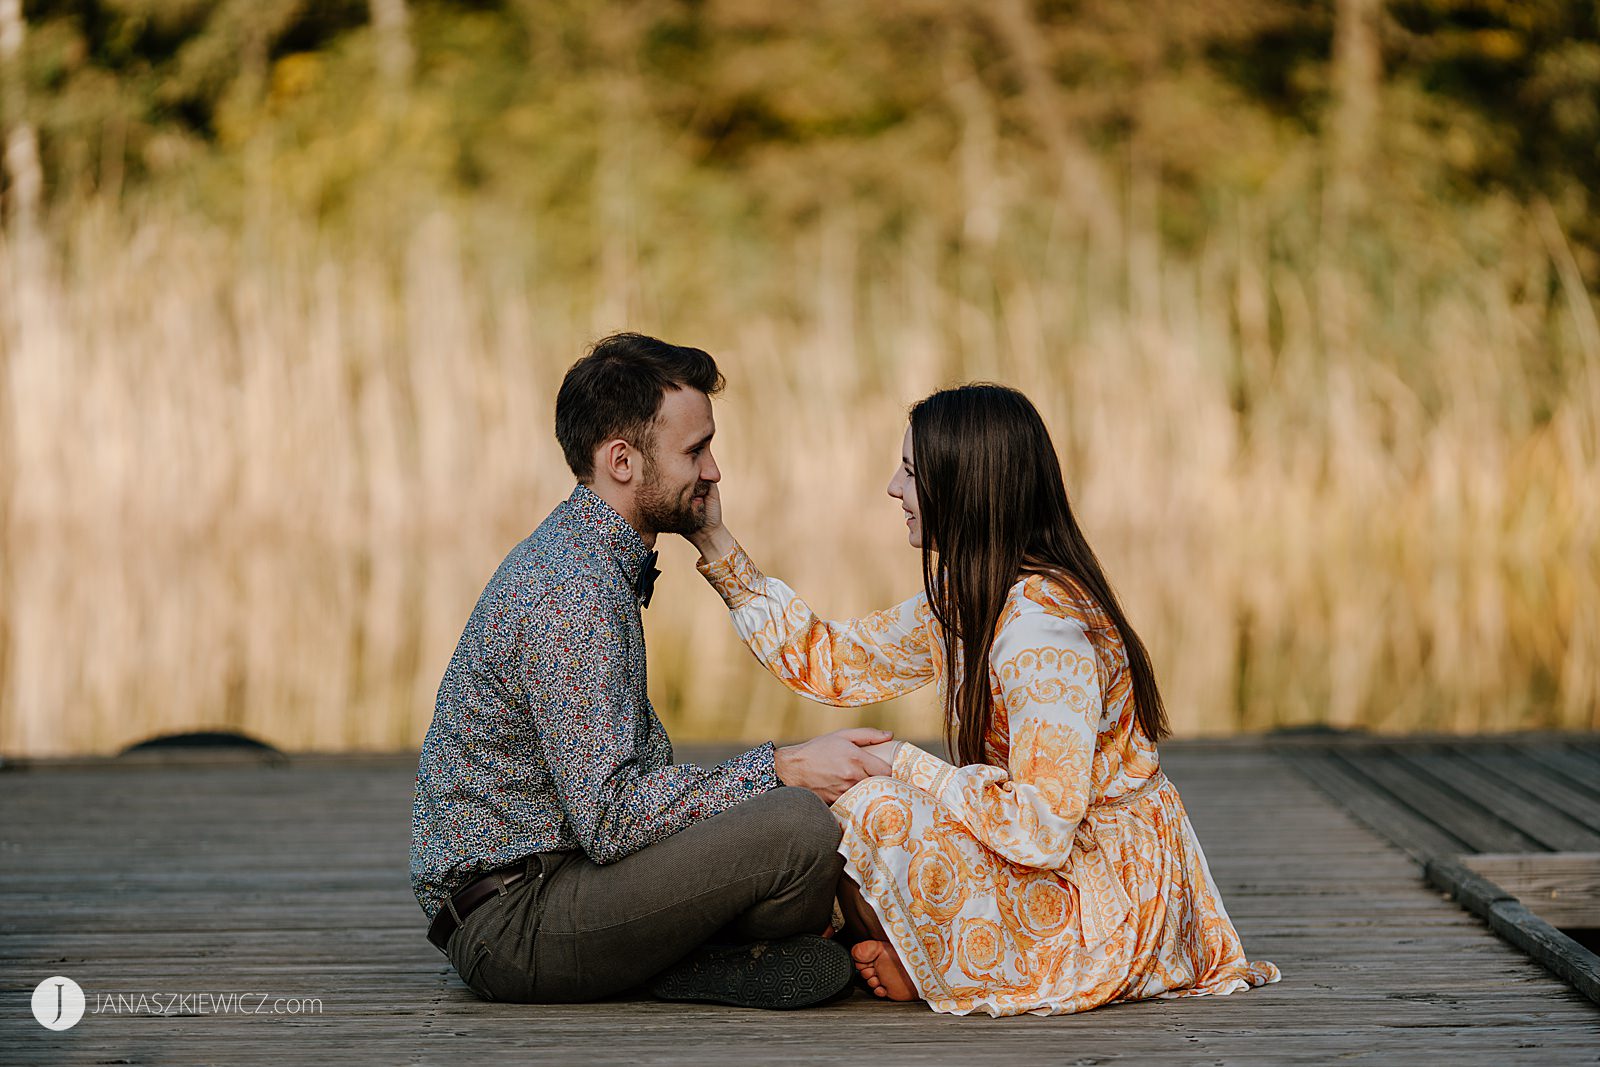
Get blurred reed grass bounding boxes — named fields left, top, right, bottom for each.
left=1, top=185, right=1596, bottom=756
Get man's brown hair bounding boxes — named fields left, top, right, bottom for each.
left=554, top=333, right=724, bottom=480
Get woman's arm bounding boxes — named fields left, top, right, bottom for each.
left=691, top=507, right=934, bottom=707
left=891, top=597, right=1101, bottom=869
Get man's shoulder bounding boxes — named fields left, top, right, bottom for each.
left=482, top=506, right=617, bottom=615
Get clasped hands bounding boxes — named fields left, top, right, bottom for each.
left=775, top=729, right=902, bottom=804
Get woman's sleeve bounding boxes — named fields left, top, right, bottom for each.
left=890, top=600, right=1100, bottom=869
left=698, top=542, right=934, bottom=707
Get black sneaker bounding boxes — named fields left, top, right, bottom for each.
left=649, top=934, right=853, bottom=1010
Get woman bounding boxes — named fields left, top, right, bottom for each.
left=690, top=383, right=1279, bottom=1017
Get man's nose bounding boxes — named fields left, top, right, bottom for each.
left=703, top=452, right=722, bottom=482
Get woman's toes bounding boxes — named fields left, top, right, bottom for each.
left=849, top=939, right=918, bottom=1001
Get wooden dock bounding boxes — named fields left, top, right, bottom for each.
left=2, top=740, right=1597, bottom=1065
left=1283, top=735, right=1600, bottom=1003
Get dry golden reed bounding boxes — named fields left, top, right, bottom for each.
left=1, top=196, right=1595, bottom=757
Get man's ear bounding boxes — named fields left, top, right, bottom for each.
left=595, top=438, right=636, bottom=485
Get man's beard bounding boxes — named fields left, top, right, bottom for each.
left=637, top=459, right=711, bottom=536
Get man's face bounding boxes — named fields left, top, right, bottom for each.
left=636, top=387, right=720, bottom=536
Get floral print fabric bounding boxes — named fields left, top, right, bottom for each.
left=699, top=543, right=1280, bottom=1016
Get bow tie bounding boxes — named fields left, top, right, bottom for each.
left=634, top=551, right=661, bottom=608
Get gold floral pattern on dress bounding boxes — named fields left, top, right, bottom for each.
left=907, top=838, right=969, bottom=922
left=860, top=793, right=912, bottom=849
left=957, top=917, right=1008, bottom=980
left=1009, top=718, right=1091, bottom=820
left=1014, top=872, right=1072, bottom=940
left=700, top=544, right=1280, bottom=1017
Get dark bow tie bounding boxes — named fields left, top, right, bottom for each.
left=634, top=551, right=661, bottom=608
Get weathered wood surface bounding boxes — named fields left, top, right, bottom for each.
left=1281, top=734, right=1600, bottom=1007
left=1279, top=735, right=1600, bottom=860
left=1, top=742, right=1597, bottom=1066
left=1425, top=856, right=1600, bottom=1005
left=1465, top=853, right=1600, bottom=928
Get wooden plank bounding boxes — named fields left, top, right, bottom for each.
left=1330, top=747, right=1546, bottom=854
left=1426, top=855, right=1600, bottom=1005
left=1465, top=853, right=1600, bottom=928
left=1453, top=745, right=1600, bottom=837
left=1518, top=744, right=1600, bottom=801
left=1279, top=750, right=1471, bottom=863
left=1557, top=740, right=1600, bottom=773
left=1398, top=749, right=1600, bottom=852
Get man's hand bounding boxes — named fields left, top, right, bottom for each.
left=686, top=483, right=736, bottom=562
left=775, top=728, right=896, bottom=804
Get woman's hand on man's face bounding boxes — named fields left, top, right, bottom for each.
left=699, top=480, right=723, bottom=530
left=684, top=482, right=735, bottom=560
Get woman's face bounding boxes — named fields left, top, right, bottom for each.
left=887, top=425, right=922, bottom=549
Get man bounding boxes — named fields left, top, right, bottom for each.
left=410, top=332, right=891, bottom=1008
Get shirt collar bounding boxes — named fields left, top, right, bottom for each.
left=566, top=483, right=654, bottom=587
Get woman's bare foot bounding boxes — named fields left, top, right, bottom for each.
left=850, top=939, right=918, bottom=1001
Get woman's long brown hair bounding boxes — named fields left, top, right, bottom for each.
left=909, top=384, right=1171, bottom=766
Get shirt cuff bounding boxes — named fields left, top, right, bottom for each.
left=892, top=741, right=957, bottom=797
left=741, top=740, right=781, bottom=793
left=695, top=541, right=766, bottom=609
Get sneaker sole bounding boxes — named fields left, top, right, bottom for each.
left=650, top=935, right=853, bottom=1010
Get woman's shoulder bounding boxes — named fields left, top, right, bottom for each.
left=1000, top=571, right=1109, bottom=632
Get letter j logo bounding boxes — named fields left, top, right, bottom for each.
left=31, top=976, right=85, bottom=1030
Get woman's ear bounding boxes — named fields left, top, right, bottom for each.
left=596, top=438, right=636, bottom=485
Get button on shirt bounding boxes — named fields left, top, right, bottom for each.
left=409, top=484, right=779, bottom=920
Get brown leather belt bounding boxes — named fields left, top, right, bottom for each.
left=426, top=859, right=533, bottom=953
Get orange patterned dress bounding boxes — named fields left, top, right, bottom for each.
left=700, top=543, right=1280, bottom=1017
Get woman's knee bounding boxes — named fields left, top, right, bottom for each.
left=832, top=774, right=913, bottom=824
